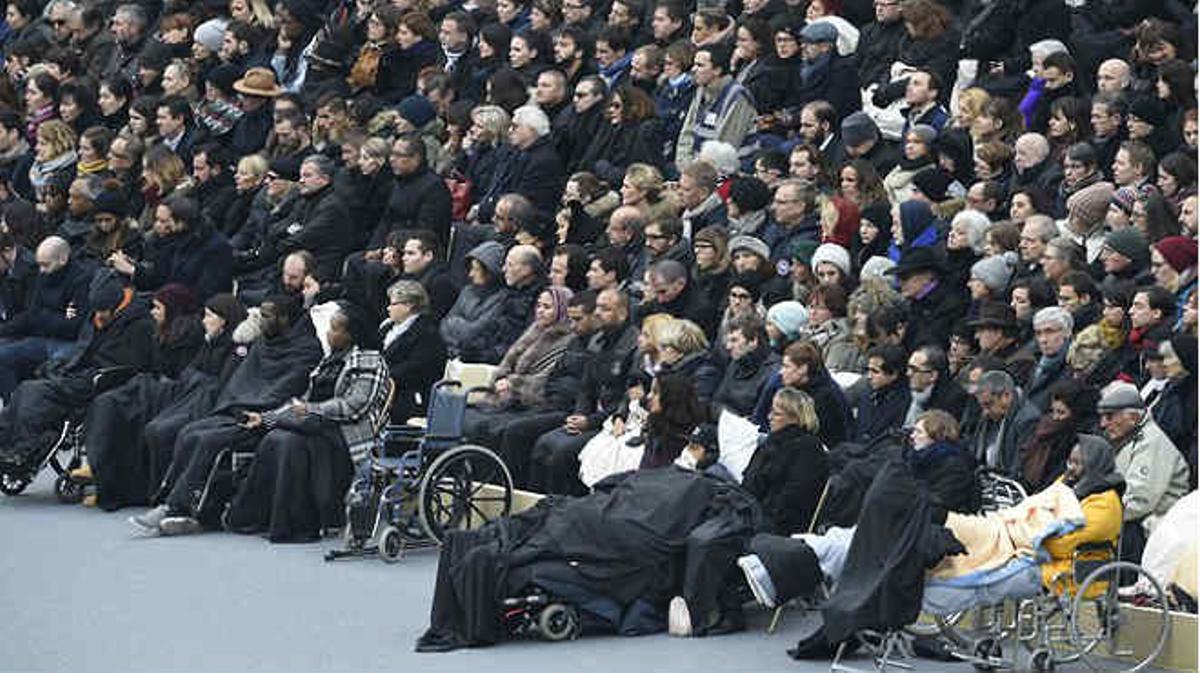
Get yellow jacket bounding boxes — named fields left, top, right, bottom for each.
left=1042, top=484, right=1123, bottom=598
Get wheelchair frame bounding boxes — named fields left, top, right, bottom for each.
left=324, top=379, right=515, bottom=562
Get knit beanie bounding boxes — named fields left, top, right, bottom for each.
left=841, top=111, right=878, bottom=147
left=1154, top=236, right=1198, bottom=273
left=970, top=251, right=1019, bottom=294
left=205, top=293, right=249, bottom=328
left=396, top=94, right=436, bottom=128
left=790, top=238, right=821, bottom=265
left=193, top=18, right=228, bottom=53
left=1066, top=181, right=1115, bottom=226
left=729, top=235, right=771, bottom=262
left=1104, top=227, right=1150, bottom=269
left=860, top=255, right=895, bottom=279
left=89, top=269, right=126, bottom=312
left=810, top=242, right=851, bottom=277
left=727, top=272, right=764, bottom=302
left=766, top=301, right=809, bottom=341
left=911, top=168, right=953, bottom=202
left=908, top=124, right=938, bottom=146
left=1110, top=186, right=1137, bottom=216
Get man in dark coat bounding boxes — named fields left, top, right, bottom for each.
left=713, top=315, right=777, bottom=418
left=903, top=345, right=969, bottom=425
left=970, top=301, right=1037, bottom=387
left=856, top=0, right=905, bottom=87
left=477, top=106, right=565, bottom=223
left=0, top=232, right=36, bottom=321
left=130, top=293, right=323, bottom=535
left=642, top=259, right=717, bottom=339
left=192, top=145, right=239, bottom=235
left=888, top=247, right=967, bottom=353
left=0, top=271, right=155, bottom=469
left=486, top=245, right=548, bottom=364
left=528, top=288, right=638, bottom=495
left=111, top=194, right=233, bottom=300
left=0, top=236, right=93, bottom=398
left=368, top=136, right=453, bottom=249
left=787, top=23, right=860, bottom=121
left=857, top=344, right=911, bottom=444
left=270, top=155, right=352, bottom=282
left=966, top=370, right=1041, bottom=479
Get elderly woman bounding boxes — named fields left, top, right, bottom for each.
left=381, top=280, right=446, bottom=423
left=744, top=386, right=829, bottom=535
left=226, top=303, right=391, bottom=543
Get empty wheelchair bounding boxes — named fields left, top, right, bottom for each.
left=326, top=379, right=514, bottom=562
left=0, top=366, right=138, bottom=503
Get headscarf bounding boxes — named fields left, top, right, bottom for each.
left=822, top=196, right=860, bottom=248
left=542, top=286, right=573, bottom=324
left=1067, top=435, right=1126, bottom=499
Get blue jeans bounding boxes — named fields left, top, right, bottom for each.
left=0, top=337, right=77, bottom=399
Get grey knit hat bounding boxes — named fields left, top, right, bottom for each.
left=970, top=251, right=1019, bottom=294
left=729, top=235, right=771, bottom=261
left=1103, top=227, right=1150, bottom=269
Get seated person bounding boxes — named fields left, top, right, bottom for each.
left=380, top=280, right=446, bottom=424
left=462, top=287, right=575, bottom=443
left=84, top=293, right=248, bottom=511
left=439, top=240, right=509, bottom=363
left=226, top=303, right=391, bottom=543
left=108, top=194, right=233, bottom=300
left=0, top=236, right=92, bottom=400
left=742, top=386, right=829, bottom=535
left=1019, top=378, right=1099, bottom=494
left=711, top=314, right=777, bottom=418
left=907, top=409, right=980, bottom=516
left=128, top=293, right=323, bottom=536
left=0, top=270, right=155, bottom=470
left=635, top=372, right=707, bottom=470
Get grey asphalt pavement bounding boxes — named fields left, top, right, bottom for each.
left=0, top=473, right=1167, bottom=673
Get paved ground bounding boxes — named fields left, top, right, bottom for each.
left=0, top=473, right=1172, bottom=673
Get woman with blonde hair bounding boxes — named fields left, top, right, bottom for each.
left=223, top=153, right=269, bottom=241
left=742, top=386, right=828, bottom=535
left=229, top=0, right=276, bottom=30
left=655, top=318, right=721, bottom=405
left=460, top=104, right=511, bottom=198
left=139, top=144, right=189, bottom=227
left=620, top=162, right=676, bottom=222
left=29, top=120, right=77, bottom=205
left=953, top=87, right=991, bottom=131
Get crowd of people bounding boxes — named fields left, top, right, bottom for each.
left=0, top=0, right=1195, bottom=641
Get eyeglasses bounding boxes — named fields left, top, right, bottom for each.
left=906, top=365, right=933, bottom=374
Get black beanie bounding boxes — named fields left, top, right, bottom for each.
left=89, top=269, right=126, bottom=312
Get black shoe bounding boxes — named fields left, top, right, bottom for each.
left=705, top=607, right=745, bottom=636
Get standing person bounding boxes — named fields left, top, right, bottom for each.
left=674, top=44, right=756, bottom=170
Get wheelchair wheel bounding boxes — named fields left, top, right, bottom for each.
left=537, top=603, right=579, bottom=642
left=971, top=637, right=1003, bottom=672
left=0, top=467, right=29, bottom=496
left=905, top=609, right=962, bottom=637
left=54, top=474, right=84, bottom=504
left=417, top=445, right=513, bottom=545
left=1070, top=561, right=1169, bottom=673
left=378, top=525, right=405, bottom=563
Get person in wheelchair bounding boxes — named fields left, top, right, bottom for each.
left=0, top=270, right=155, bottom=471
left=225, top=302, right=390, bottom=543
left=129, top=292, right=323, bottom=536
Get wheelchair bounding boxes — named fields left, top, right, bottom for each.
left=501, top=591, right=582, bottom=642
left=325, top=379, right=515, bottom=562
left=924, top=471, right=1172, bottom=673
left=0, top=367, right=138, bottom=503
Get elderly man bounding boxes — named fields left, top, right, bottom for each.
left=265, top=155, right=349, bottom=282
left=488, top=244, right=548, bottom=363
left=1095, top=59, right=1131, bottom=94
left=970, top=301, right=1037, bottom=386
left=967, top=370, right=1040, bottom=479
left=1097, top=382, right=1190, bottom=563
left=678, top=161, right=727, bottom=239
left=0, top=236, right=92, bottom=398
left=887, top=247, right=967, bottom=352
left=1026, top=306, right=1073, bottom=410
left=675, top=44, right=756, bottom=170
left=903, top=345, right=968, bottom=425
left=479, top=106, right=565, bottom=222
left=1012, top=133, right=1063, bottom=195
left=761, top=179, right=820, bottom=264
left=1016, top=215, right=1057, bottom=280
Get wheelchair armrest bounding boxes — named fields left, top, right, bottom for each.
left=91, top=366, right=138, bottom=392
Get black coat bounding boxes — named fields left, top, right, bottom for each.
left=857, top=20, right=905, bottom=87
left=906, top=441, right=980, bottom=515
left=488, top=278, right=547, bottom=365
left=857, top=379, right=911, bottom=444
left=641, top=282, right=717, bottom=340
left=904, top=278, right=967, bottom=352
left=743, top=424, right=829, bottom=535
left=0, top=258, right=92, bottom=340
left=371, top=167, right=453, bottom=249
left=335, top=164, right=393, bottom=247
left=575, top=323, right=639, bottom=429
left=210, top=316, right=324, bottom=415
left=0, top=245, right=37, bottom=323
left=133, top=228, right=233, bottom=300
left=713, top=344, right=776, bottom=417
left=274, top=184, right=354, bottom=282
left=196, top=174, right=239, bottom=236
left=790, top=55, right=861, bottom=121
left=960, top=0, right=1070, bottom=78
left=382, top=313, right=447, bottom=423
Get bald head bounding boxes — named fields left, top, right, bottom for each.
left=504, top=244, right=543, bottom=287
left=607, top=205, right=645, bottom=246
left=1096, top=59, right=1130, bottom=94
left=1014, top=133, right=1050, bottom=171
left=35, top=236, right=70, bottom=274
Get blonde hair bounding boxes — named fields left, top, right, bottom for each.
left=360, top=137, right=391, bottom=162
left=624, top=163, right=664, bottom=200
left=236, top=153, right=268, bottom=179
left=956, top=87, right=991, bottom=124
left=470, top=104, right=511, bottom=144
left=657, top=318, right=709, bottom=355
left=640, top=313, right=675, bottom=355
left=773, top=387, right=820, bottom=433
left=142, top=144, right=187, bottom=193
left=37, top=120, right=77, bottom=159
left=916, top=409, right=959, bottom=442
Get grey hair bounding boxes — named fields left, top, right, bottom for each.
left=114, top=3, right=147, bottom=27
left=300, top=153, right=336, bottom=179
left=976, top=370, right=1016, bottom=397
left=387, top=279, right=429, bottom=314
left=698, top=141, right=739, bottom=179
left=952, top=209, right=991, bottom=255
left=1033, top=305, right=1074, bottom=334
left=1023, top=214, right=1057, bottom=243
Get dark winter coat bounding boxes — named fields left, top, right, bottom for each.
left=371, top=166, right=453, bottom=249
left=743, top=424, right=829, bottom=535
left=382, top=313, right=447, bottom=422
left=713, top=344, right=777, bottom=417
left=857, top=379, right=911, bottom=444
left=133, top=228, right=233, bottom=300
left=0, top=258, right=92, bottom=340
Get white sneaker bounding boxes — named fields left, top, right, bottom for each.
left=128, top=505, right=169, bottom=536
left=668, top=596, right=693, bottom=637
left=737, top=554, right=778, bottom=609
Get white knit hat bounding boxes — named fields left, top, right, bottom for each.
left=810, top=242, right=851, bottom=277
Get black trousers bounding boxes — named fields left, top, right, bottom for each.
left=527, top=427, right=595, bottom=495
left=162, top=414, right=263, bottom=514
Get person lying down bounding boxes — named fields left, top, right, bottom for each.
left=738, top=435, right=1124, bottom=615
